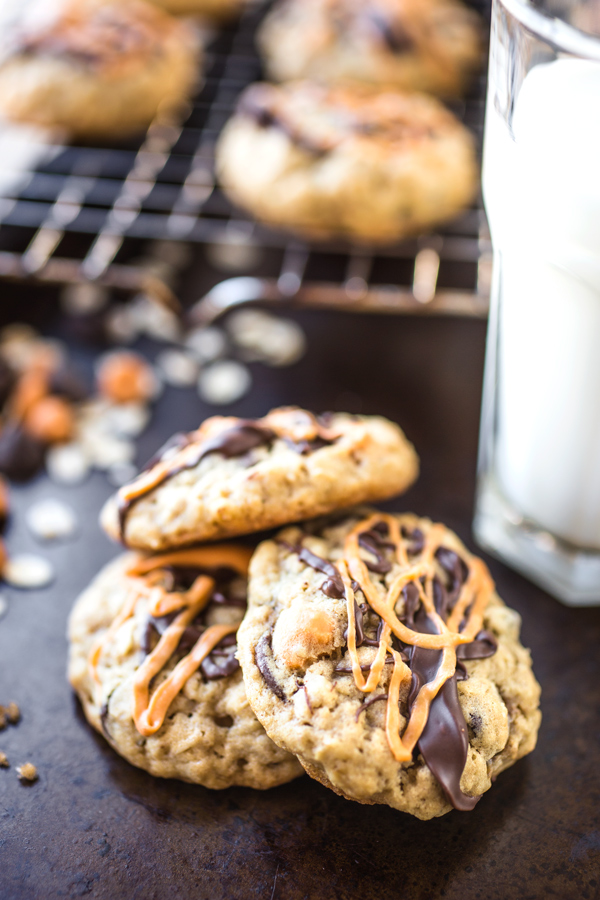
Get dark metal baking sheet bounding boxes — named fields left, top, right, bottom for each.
left=0, top=292, right=599, bottom=900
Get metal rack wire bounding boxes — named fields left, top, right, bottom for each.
left=0, top=0, right=491, bottom=316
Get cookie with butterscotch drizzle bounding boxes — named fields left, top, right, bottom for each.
left=68, top=544, right=302, bottom=790
left=100, top=407, right=418, bottom=552
left=237, top=509, right=541, bottom=819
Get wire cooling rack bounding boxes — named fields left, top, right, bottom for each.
left=0, top=0, right=491, bottom=316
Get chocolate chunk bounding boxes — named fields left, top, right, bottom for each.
left=402, top=527, right=425, bottom=556
left=435, top=546, right=469, bottom=590
left=0, top=424, right=45, bottom=481
left=343, top=599, right=364, bottom=647
left=401, top=580, right=421, bottom=623
left=285, top=543, right=345, bottom=599
left=200, top=652, right=239, bottom=680
left=255, top=633, right=286, bottom=700
left=358, top=530, right=393, bottom=574
left=283, top=436, right=334, bottom=455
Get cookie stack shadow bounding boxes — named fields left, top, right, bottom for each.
left=68, top=406, right=541, bottom=820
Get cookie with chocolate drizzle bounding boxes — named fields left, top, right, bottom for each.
left=0, top=0, right=199, bottom=139
left=258, top=0, right=482, bottom=97
left=237, top=510, right=541, bottom=819
left=100, top=407, right=418, bottom=551
left=216, top=81, right=478, bottom=243
left=68, top=545, right=302, bottom=789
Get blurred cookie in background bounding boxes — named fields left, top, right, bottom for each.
left=146, top=0, right=248, bottom=20
left=216, top=81, right=478, bottom=243
left=0, top=0, right=201, bottom=140
left=258, top=0, right=483, bottom=98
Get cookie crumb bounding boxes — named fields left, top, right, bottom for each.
left=0, top=710, right=5, bottom=730
left=0, top=751, right=9, bottom=767
left=5, top=702, right=20, bottom=725
left=17, top=762, right=37, bottom=782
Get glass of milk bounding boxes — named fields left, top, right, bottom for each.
left=474, top=0, right=600, bottom=605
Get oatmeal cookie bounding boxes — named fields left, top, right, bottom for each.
left=258, top=0, right=483, bottom=97
left=237, top=509, right=541, bottom=819
left=215, top=82, right=478, bottom=243
left=0, top=0, right=200, bottom=138
left=68, top=546, right=303, bottom=789
left=100, top=407, right=419, bottom=551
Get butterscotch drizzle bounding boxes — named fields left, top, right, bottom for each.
left=337, top=513, right=494, bottom=763
left=88, top=546, right=251, bottom=737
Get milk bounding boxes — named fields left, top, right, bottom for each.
left=482, top=57, right=600, bottom=550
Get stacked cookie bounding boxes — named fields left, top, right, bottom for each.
left=216, top=0, right=483, bottom=243
left=68, top=406, right=541, bottom=818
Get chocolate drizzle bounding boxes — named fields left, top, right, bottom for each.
left=402, top=580, right=479, bottom=812
left=338, top=518, right=499, bottom=813
left=118, top=421, right=276, bottom=536
left=141, top=564, right=245, bottom=682
left=358, top=526, right=394, bottom=574
left=398, top=551, right=500, bottom=811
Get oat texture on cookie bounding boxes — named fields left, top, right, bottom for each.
left=238, top=510, right=541, bottom=819
left=68, top=547, right=303, bottom=789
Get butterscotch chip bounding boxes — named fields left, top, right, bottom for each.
left=24, top=396, right=75, bottom=444
left=0, top=751, right=9, bottom=767
left=238, top=509, right=542, bottom=820
left=16, top=762, right=37, bottom=782
left=101, top=406, right=419, bottom=551
left=5, top=702, right=20, bottom=725
left=10, top=368, right=48, bottom=421
left=96, top=352, right=157, bottom=405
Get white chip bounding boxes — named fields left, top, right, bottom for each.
left=0, top=594, right=7, bottom=619
left=26, top=498, right=77, bottom=541
left=197, top=360, right=251, bottom=405
left=227, top=310, right=306, bottom=367
left=46, top=443, right=90, bottom=485
left=60, top=283, right=108, bottom=316
left=155, top=349, right=199, bottom=387
left=86, top=435, right=135, bottom=470
left=257, top=318, right=306, bottom=367
left=130, top=295, right=181, bottom=343
left=185, top=327, right=227, bottom=363
left=4, top=554, right=54, bottom=589
left=104, top=304, right=139, bottom=344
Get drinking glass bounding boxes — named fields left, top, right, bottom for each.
left=474, top=0, right=600, bottom=605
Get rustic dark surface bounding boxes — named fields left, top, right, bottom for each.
left=0, top=289, right=599, bottom=900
